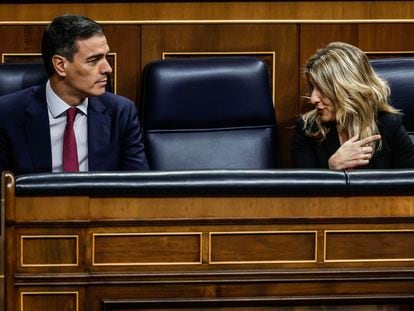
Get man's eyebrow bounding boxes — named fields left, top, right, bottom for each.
left=86, top=52, right=107, bottom=61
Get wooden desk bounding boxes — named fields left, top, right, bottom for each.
left=2, top=171, right=414, bottom=310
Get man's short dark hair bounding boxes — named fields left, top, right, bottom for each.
left=41, top=14, right=104, bottom=76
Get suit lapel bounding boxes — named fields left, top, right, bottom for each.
left=24, top=86, right=52, bottom=172
left=88, top=97, right=110, bottom=171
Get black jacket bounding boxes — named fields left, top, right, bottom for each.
left=292, top=112, right=414, bottom=169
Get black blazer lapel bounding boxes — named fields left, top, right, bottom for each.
left=87, top=97, right=111, bottom=171
left=324, top=125, right=341, bottom=158
left=23, top=86, right=52, bottom=172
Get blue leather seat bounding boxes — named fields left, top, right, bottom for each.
left=141, top=57, right=278, bottom=170
left=370, top=58, right=414, bottom=142
left=0, top=63, right=48, bottom=96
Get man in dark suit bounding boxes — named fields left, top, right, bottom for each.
left=0, top=14, right=149, bottom=175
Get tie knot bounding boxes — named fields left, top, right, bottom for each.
left=67, top=107, right=77, bottom=123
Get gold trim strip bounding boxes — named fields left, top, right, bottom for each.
left=92, top=232, right=202, bottom=266
left=209, top=230, right=317, bottom=264
left=21, top=235, right=79, bottom=267
left=21, top=291, right=79, bottom=311
left=1, top=52, right=41, bottom=63
left=162, top=51, right=276, bottom=57
left=112, top=52, right=117, bottom=94
left=324, top=229, right=414, bottom=263
left=2, top=19, right=414, bottom=25
left=162, top=51, right=276, bottom=104
left=367, top=51, right=414, bottom=55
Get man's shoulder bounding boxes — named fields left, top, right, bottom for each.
left=0, top=85, right=41, bottom=101
left=97, top=92, right=133, bottom=106
left=0, top=85, right=43, bottom=114
left=90, top=92, right=135, bottom=112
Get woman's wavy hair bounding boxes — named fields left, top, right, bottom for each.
left=302, top=42, right=399, bottom=150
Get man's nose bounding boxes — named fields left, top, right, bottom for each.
left=101, top=58, right=113, bottom=74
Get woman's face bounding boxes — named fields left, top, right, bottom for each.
left=309, top=84, right=336, bottom=122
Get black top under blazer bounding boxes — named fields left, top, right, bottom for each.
left=292, top=112, right=414, bottom=169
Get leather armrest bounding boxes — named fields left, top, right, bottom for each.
left=15, top=169, right=347, bottom=197
left=346, top=169, right=414, bottom=195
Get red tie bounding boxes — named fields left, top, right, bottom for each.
left=63, top=107, right=79, bottom=172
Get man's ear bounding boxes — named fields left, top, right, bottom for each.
left=52, top=55, right=67, bottom=77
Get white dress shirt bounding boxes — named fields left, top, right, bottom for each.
left=46, top=80, right=89, bottom=172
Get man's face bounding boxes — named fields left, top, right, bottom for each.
left=63, top=34, right=112, bottom=101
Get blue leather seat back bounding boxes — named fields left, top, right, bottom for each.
left=0, top=63, right=48, bottom=96
left=370, top=58, right=414, bottom=141
left=142, top=57, right=277, bottom=170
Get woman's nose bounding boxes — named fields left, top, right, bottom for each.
left=310, top=89, right=321, bottom=105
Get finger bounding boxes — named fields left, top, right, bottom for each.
left=354, top=158, right=370, bottom=166
left=361, top=146, right=373, bottom=154
left=359, top=134, right=381, bottom=146
left=347, top=135, right=359, bottom=143
left=343, top=158, right=370, bottom=169
left=360, top=152, right=372, bottom=160
left=343, top=135, right=360, bottom=146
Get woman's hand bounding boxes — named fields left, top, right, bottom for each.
left=328, top=134, right=381, bottom=170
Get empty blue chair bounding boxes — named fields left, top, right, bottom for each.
left=142, top=57, right=278, bottom=170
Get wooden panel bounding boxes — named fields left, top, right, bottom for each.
left=93, top=232, right=202, bottom=265
left=14, top=197, right=90, bottom=221
left=11, top=195, right=400, bottom=221
left=103, top=25, right=141, bottom=104
left=6, top=191, right=414, bottom=310
left=210, top=231, right=316, bottom=264
left=325, top=230, right=414, bottom=262
left=359, top=24, right=414, bottom=52
left=88, top=196, right=414, bottom=221
left=21, top=291, right=78, bottom=311
left=21, top=235, right=78, bottom=267
left=0, top=24, right=141, bottom=105
left=1, top=2, right=414, bottom=21
left=86, top=282, right=414, bottom=310
left=0, top=25, right=44, bottom=54
left=141, top=24, right=298, bottom=167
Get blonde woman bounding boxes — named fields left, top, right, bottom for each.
left=292, top=42, right=414, bottom=169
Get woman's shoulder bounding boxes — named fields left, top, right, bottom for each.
left=378, top=111, right=403, bottom=128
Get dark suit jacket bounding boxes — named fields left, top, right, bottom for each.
left=0, top=84, right=149, bottom=175
left=292, top=112, right=414, bottom=169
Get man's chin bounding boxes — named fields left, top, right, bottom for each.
left=89, top=87, right=106, bottom=97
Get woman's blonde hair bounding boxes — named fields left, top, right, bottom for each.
left=302, top=42, right=399, bottom=150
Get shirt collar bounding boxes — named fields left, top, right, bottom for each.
left=46, top=79, right=88, bottom=117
